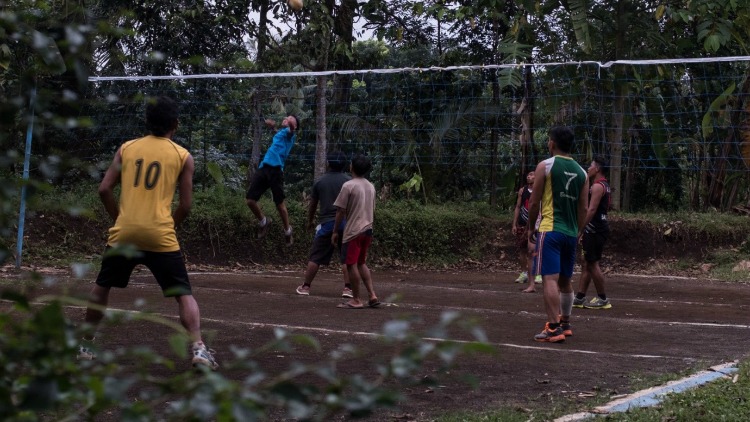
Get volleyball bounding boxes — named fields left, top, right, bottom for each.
left=288, top=0, right=302, bottom=11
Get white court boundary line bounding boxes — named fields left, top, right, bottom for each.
left=50, top=303, right=697, bottom=362
left=555, top=361, right=739, bottom=421
left=120, top=281, right=750, bottom=331
left=178, top=272, right=747, bottom=308
left=131, top=273, right=748, bottom=309
left=181, top=270, right=712, bottom=281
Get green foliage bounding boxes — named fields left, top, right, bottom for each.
left=375, top=201, right=498, bottom=265
left=18, top=184, right=507, bottom=267
left=399, top=173, right=423, bottom=197
left=0, top=283, right=490, bottom=421
left=566, top=0, right=592, bottom=54
left=702, top=82, right=736, bottom=139
left=623, top=211, right=750, bottom=235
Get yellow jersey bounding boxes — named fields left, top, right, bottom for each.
left=107, top=135, right=190, bottom=252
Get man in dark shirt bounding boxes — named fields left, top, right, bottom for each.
left=574, top=155, right=612, bottom=309
left=296, top=151, right=353, bottom=298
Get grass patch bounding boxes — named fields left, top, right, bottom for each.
left=704, top=249, right=750, bottom=282
left=616, top=211, right=750, bottom=234
left=11, top=184, right=750, bottom=274
left=626, top=363, right=708, bottom=392
left=434, top=361, right=747, bottom=422
left=602, top=360, right=750, bottom=421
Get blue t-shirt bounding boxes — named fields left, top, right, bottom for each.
left=260, top=127, right=296, bottom=169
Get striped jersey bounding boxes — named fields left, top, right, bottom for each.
left=107, top=135, right=190, bottom=252
left=538, top=156, right=587, bottom=237
left=517, top=186, right=532, bottom=226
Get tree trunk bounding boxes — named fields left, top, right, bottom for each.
left=708, top=130, right=735, bottom=209
left=247, top=1, right=270, bottom=184
left=315, top=75, right=328, bottom=180
left=709, top=71, right=750, bottom=209
left=256, top=1, right=270, bottom=67
left=311, top=2, right=335, bottom=180
left=607, top=1, right=627, bottom=211
left=489, top=80, right=499, bottom=206
left=519, top=65, right=534, bottom=179
left=622, top=128, right=636, bottom=211
left=609, top=81, right=625, bottom=210
left=331, top=0, right=356, bottom=115
left=248, top=95, right=262, bottom=184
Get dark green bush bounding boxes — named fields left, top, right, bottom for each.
left=21, top=186, right=508, bottom=267
left=375, top=200, right=500, bottom=264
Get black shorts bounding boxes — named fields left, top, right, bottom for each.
left=309, top=230, right=344, bottom=266
left=95, top=247, right=192, bottom=297
left=582, top=231, right=608, bottom=263
left=245, top=165, right=285, bottom=204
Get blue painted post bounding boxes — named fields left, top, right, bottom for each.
left=16, top=88, right=36, bottom=269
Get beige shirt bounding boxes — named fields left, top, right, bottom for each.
left=334, top=177, right=375, bottom=243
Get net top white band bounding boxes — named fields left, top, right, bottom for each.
left=88, top=56, right=750, bottom=82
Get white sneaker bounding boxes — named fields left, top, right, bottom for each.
left=257, top=217, right=273, bottom=239
left=296, top=284, right=310, bottom=295
left=341, top=287, right=353, bottom=298
left=77, top=345, right=96, bottom=360
left=534, top=274, right=543, bottom=283
left=192, top=343, right=219, bottom=370
left=284, top=226, right=294, bottom=246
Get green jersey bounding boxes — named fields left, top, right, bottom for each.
left=537, top=156, right=587, bottom=237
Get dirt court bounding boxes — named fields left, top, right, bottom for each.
left=8, top=266, right=750, bottom=420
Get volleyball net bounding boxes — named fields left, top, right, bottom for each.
left=68, top=57, right=750, bottom=208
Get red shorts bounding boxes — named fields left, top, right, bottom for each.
left=340, top=230, right=373, bottom=265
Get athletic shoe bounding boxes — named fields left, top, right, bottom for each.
left=77, top=345, right=96, bottom=360
left=534, top=323, right=566, bottom=343
left=561, top=321, right=573, bottom=337
left=584, top=297, right=612, bottom=309
left=257, top=218, right=273, bottom=239
left=534, top=274, right=542, bottom=283
left=285, top=227, right=293, bottom=246
left=341, top=287, right=353, bottom=298
left=573, top=296, right=586, bottom=308
left=514, top=272, right=528, bottom=283
left=296, top=285, right=310, bottom=295
left=192, top=344, right=219, bottom=370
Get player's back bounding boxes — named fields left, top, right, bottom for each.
left=108, top=135, right=190, bottom=252
left=314, top=172, right=352, bottom=223
left=538, top=156, right=586, bottom=237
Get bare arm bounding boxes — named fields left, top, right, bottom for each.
left=98, top=147, right=122, bottom=222
left=173, top=154, right=195, bottom=228
left=526, top=162, right=546, bottom=238
left=512, top=187, right=523, bottom=234
left=576, top=175, right=590, bottom=237
left=306, top=197, right=319, bottom=231
left=331, top=207, right=346, bottom=245
left=579, top=182, right=603, bottom=237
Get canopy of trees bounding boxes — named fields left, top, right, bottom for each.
left=4, top=0, right=750, bottom=213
